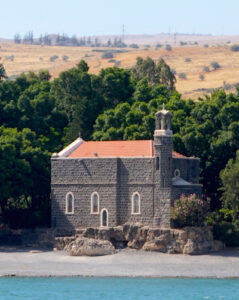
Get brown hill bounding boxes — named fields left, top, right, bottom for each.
left=1, top=37, right=239, bottom=99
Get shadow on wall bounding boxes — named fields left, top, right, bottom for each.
left=116, top=159, right=129, bottom=225
left=51, top=192, right=76, bottom=236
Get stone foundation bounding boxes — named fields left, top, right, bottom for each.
left=55, top=223, right=224, bottom=255
left=0, top=224, right=224, bottom=255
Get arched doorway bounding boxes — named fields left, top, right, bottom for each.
left=101, top=209, right=108, bottom=227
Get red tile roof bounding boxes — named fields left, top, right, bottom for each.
left=67, top=140, right=188, bottom=158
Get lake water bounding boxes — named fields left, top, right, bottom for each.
left=0, top=277, right=239, bottom=300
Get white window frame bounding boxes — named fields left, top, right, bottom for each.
left=91, top=192, right=100, bottom=214
left=174, top=169, right=181, bottom=178
left=100, top=208, right=108, bottom=227
left=131, top=192, right=141, bottom=215
left=65, top=192, right=74, bottom=214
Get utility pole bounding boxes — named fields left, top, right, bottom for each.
left=174, top=32, right=177, bottom=45
left=122, top=24, right=125, bottom=43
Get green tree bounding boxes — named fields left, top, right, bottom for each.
left=131, top=57, right=176, bottom=89
left=0, top=127, right=51, bottom=214
left=211, top=61, right=221, bottom=70
left=98, top=67, right=134, bottom=107
left=220, top=150, right=239, bottom=219
left=0, top=59, right=7, bottom=82
left=52, top=62, right=92, bottom=141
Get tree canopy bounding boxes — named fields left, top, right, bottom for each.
left=220, top=150, right=239, bottom=218
left=131, top=57, right=176, bottom=89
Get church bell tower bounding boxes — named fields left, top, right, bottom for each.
left=153, top=104, right=173, bottom=227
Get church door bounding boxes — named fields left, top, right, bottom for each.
left=101, top=209, right=108, bottom=227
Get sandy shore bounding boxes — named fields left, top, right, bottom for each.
left=0, top=247, right=239, bottom=278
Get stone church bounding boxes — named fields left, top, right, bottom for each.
left=51, top=107, right=202, bottom=230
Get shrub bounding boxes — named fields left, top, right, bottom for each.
left=156, top=43, right=162, bottom=48
left=230, top=44, right=239, bottom=52
left=206, top=208, right=239, bottom=246
left=6, top=55, right=14, bottom=61
left=223, top=81, right=232, bottom=90
left=3, top=207, right=50, bottom=229
left=50, top=55, right=58, bottom=62
left=101, top=52, right=114, bottom=59
left=212, top=224, right=239, bottom=246
left=180, top=41, right=187, bottom=46
left=129, top=43, right=139, bottom=49
left=199, top=74, right=205, bottom=81
left=204, top=44, right=209, bottom=48
left=62, top=55, right=69, bottom=61
left=171, top=194, right=210, bottom=228
left=203, top=66, right=210, bottom=72
left=178, top=72, right=187, bottom=79
left=211, top=61, right=221, bottom=70
left=185, top=57, right=191, bottom=62
left=165, top=44, right=172, bottom=51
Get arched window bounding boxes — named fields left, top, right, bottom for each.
left=65, top=192, right=74, bottom=214
left=101, top=209, right=108, bottom=227
left=91, top=192, right=99, bottom=214
left=156, top=157, right=159, bottom=170
left=132, top=192, right=140, bottom=215
left=174, top=169, right=181, bottom=178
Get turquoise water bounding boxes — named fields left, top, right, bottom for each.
left=0, top=278, right=239, bottom=300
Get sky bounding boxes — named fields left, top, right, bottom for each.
left=1, top=0, right=239, bottom=38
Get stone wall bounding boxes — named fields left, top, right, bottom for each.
left=51, top=157, right=156, bottom=229
left=51, top=155, right=202, bottom=232
left=51, top=158, right=118, bottom=229
left=172, top=157, right=200, bottom=184
left=116, top=158, right=154, bottom=225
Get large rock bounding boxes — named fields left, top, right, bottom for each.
left=65, top=237, right=116, bottom=256
left=142, top=236, right=167, bottom=252
left=123, top=223, right=141, bottom=241
left=183, top=239, right=198, bottom=255
left=82, top=227, right=97, bottom=239
left=128, top=239, right=145, bottom=249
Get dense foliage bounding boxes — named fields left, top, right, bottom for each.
left=0, top=57, right=238, bottom=230
left=171, top=194, right=210, bottom=228
left=131, top=57, right=176, bottom=89
left=207, top=208, right=239, bottom=246
left=220, top=150, right=239, bottom=218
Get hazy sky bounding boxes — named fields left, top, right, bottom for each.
left=1, top=0, right=239, bottom=38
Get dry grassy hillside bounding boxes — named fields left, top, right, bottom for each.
left=1, top=42, right=239, bottom=99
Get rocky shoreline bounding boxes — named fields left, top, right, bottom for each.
left=55, top=224, right=224, bottom=256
